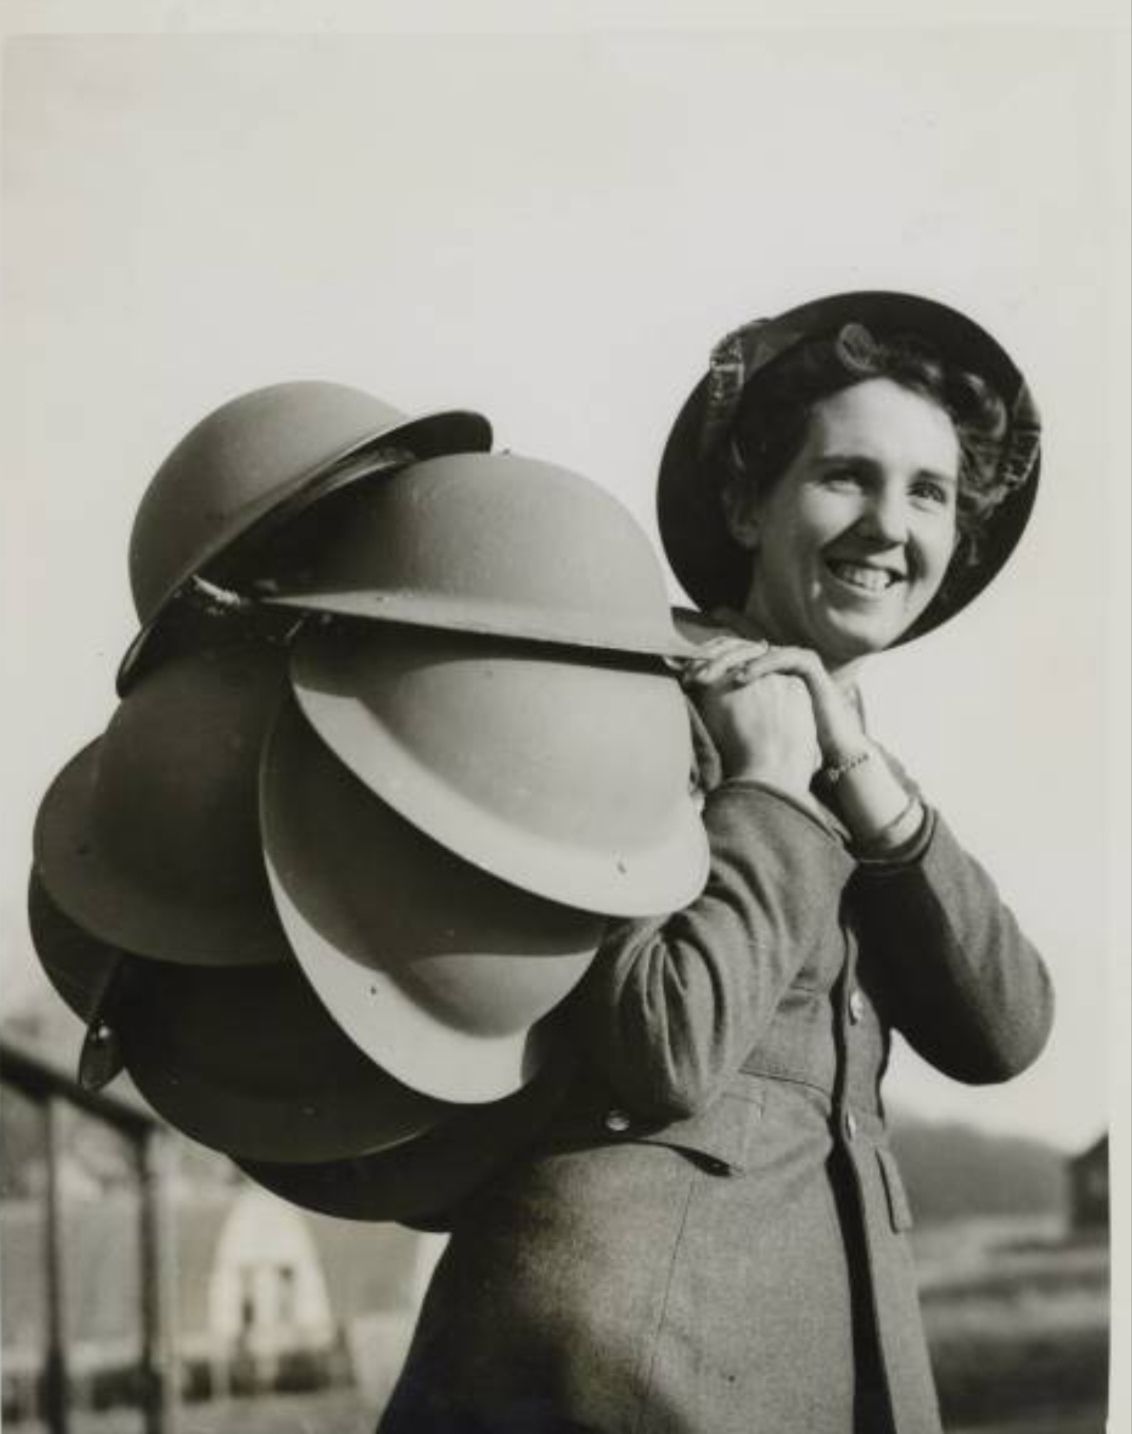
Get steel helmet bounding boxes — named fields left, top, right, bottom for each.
left=27, top=870, right=131, bottom=1091
left=289, top=620, right=709, bottom=917
left=252, top=451, right=696, bottom=659
left=237, top=1060, right=573, bottom=1225
left=260, top=699, right=601, bottom=1103
left=34, top=641, right=292, bottom=966
left=118, top=383, right=492, bottom=691
left=657, top=290, right=1041, bottom=636
left=118, top=957, right=448, bottom=1164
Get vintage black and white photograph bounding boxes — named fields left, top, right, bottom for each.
left=1, top=3, right=1127, bottom=1432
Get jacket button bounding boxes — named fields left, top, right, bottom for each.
left=604, top=1108, right=632, bottom=1134
left=844, top=1111, right=858, bottom=1141
left=848, top=988, right=866, bottom=1023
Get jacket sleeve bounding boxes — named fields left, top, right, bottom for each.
left=853, top=806, right=1055, bottom=1084
left=569, top=781, right=856, bottom=1123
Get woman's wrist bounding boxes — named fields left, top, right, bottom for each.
left=827, top=746, right=921, bottom=848
left=722, top=750, right=816, bottom=796
left=852, top=793, right=926, bottom=853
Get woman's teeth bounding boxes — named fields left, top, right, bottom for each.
left=827, top=561, right=898, bottom=593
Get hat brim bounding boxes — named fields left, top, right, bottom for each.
left=252, top=449, right=696, bottom=659
left=290, top=622, right=710, bottom=918
left=116, top=407, right=492, bottom=694
left=260, top=699, right=601, bottom=1103
left=28, top=870, right=131, bottom=1090
left=236, top=1062, right=572, bottom=1227
left=119, top=958, right=449, bottom=1164
left=261, top=588, right=698, bottom=660
left=27, top=868, right=128, bottom=1023
left=657, top=290, right=1040, bottom=636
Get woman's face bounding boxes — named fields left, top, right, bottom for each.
left=729, top=377, right=960, bottom=669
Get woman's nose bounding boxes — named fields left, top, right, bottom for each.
left=858, top=487, right=908, bottom=544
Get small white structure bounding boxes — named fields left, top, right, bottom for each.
left=202, top=1187, right=337, bottom=1389
left=1, top=1184, right=343, bottom=1415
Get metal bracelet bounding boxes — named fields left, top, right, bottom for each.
left=823, top=747, right=874, bottom=784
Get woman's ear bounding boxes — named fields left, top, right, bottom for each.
left=721, top=478, right=761, bottom=551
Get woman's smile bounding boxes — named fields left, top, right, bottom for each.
left=823, top=557, right=904, bottom=597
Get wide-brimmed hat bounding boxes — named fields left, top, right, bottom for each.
left=118, top=383, right=492, bottom=692
left=34, top=643, right=292, bottom=966
left=236, top=1060, right=573, bottom=1227
left=289, top=619, right=709, bottom=917
left=252, top=451, right=695, bottom=659
left=260, top=699, right=601, bottom=1103
left=118, top=957, right=448, bottom=1164
left=657, top=290, right=1041, bottom=635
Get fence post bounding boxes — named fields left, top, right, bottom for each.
left=2, top=1036, right=183, bottom=1432
left=138, top=1126, right=179, bottom=1434
left=41, top=1096, right=70, bottom=1434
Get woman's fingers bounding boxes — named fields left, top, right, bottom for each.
left=692, top=668, right=821, bottom=793
left=726, top=646, right=823, bottom=688
left=680, top=637, right=771, bottom=689
left=727, top=647, right=866, bottom=758
left=683, top=639, right=864, bottom=766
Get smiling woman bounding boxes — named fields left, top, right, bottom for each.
left=376, top=293, right=1054, bottom=1434
left=723, top=374, right=963, bottom=667
left=716, top=319, right=1014, bottom=671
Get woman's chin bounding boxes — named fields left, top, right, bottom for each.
left=810, top=617, right=902, bottom=669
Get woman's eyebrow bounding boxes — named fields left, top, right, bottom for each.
left=813, top=451, right=874, bottom=467
left=815, top=452, right=959, bottom=486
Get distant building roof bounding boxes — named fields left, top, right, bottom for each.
left=2, top=1190, right=236, bottom=1352
left=1068, top=1134, right=1108, bottom=1169
left=2, top=1183, right=440, bottom=1360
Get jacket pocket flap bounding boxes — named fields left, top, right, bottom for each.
left=603, top=1088, right=765, bottom=1175
left=876, top=1146, right=915, bottom=1232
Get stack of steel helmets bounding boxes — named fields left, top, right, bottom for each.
left=30, top=381, right=709, bottom=1228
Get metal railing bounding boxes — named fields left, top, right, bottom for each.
left=1, top=1034, right=180, bottom=1434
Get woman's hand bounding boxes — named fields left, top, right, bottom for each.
left=684, top=636, right=923, bottom=848
left=721, top=644, right=925, bottom=849
left=723, top=645, right=868, bottom=767
left=681, top=637, right=820, bottom=797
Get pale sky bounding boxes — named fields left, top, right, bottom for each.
left=1, top=10, right=1127, bottom=1171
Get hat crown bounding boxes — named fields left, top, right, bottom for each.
left=262, top=450, right=688, bottom=658
left=290, top=621, right=708, bottom=918
left=96, top=646, right=284, bottom=894
left=260, top=698, right=601, bottom=1102
left=33, top=644, right=293, bottom=966
left=129, top=382, right=415, bottom=623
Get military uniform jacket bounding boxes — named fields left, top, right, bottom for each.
left=379, top=752, right=1054, bottom=1434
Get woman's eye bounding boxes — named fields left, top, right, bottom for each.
left=910, top=479, right=952, bottom=507
left=822, top=466, right=864, bottom=489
